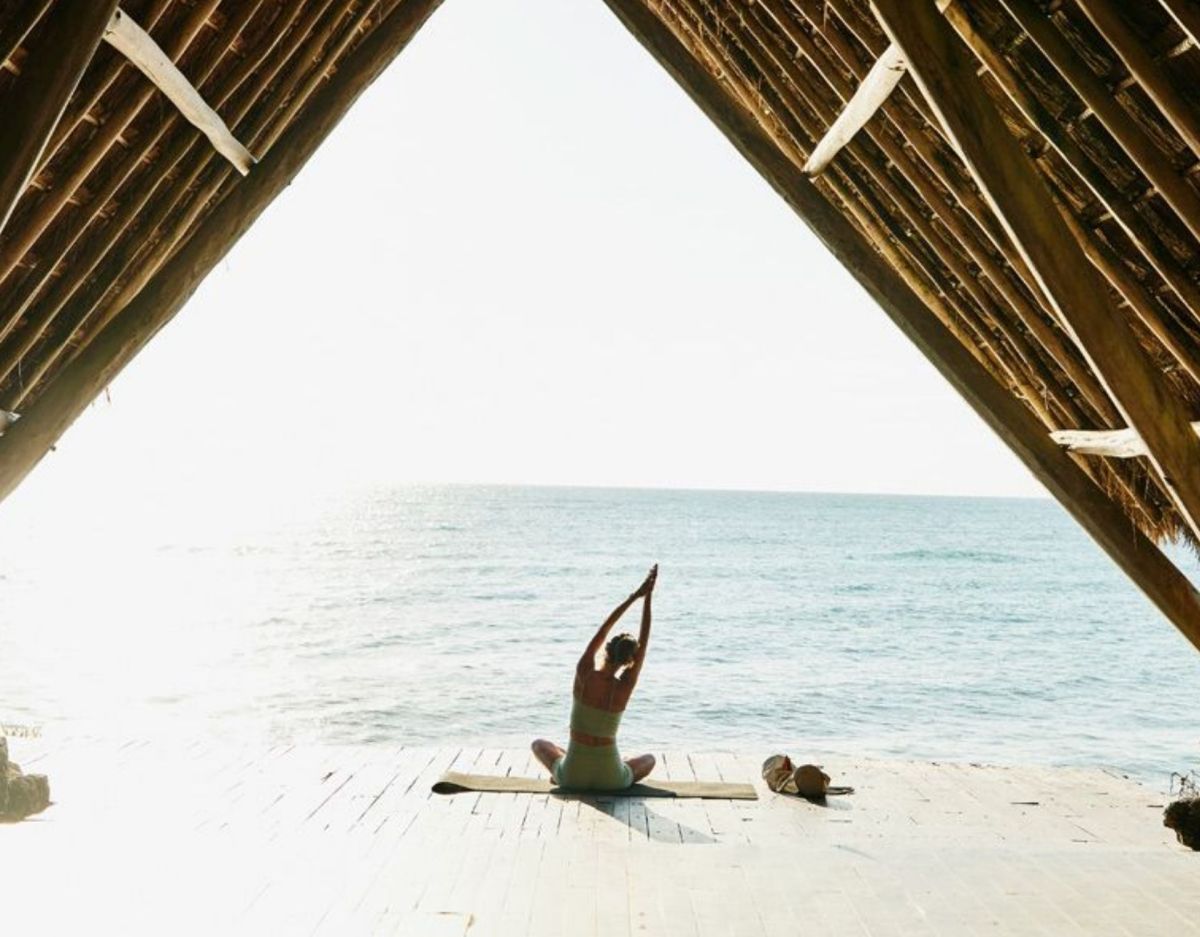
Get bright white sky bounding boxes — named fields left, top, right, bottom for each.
left=4, top=0, right=1045, bottom=527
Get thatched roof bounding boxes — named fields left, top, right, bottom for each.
left=2, top=0, right=1200, bottom=644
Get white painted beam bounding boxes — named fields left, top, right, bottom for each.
left=103, top=8, right=255, bottom=175
left=803, top=42, right=906, bottom=176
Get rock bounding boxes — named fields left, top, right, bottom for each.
left=1163, top=796, right=1200, bottom=850
left=0, top=739, right=51, bottom=821
left=3, top=772, right=49, bottom=819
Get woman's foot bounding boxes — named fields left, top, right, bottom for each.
left=532, top=739, right=564, bottom=774
left=626, top=753, right=656, bottom=783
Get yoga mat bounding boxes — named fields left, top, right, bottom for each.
left=431, top=771, right=758, bottom=800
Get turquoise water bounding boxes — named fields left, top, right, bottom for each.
left=2, top=484, right=1199, bottom=783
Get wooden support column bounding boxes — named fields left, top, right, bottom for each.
left=599, top=0, right=1200, bottom=645
left=868, top=1, right=1200, bottom=539
left=0, top=0, right=120, bottom=236
left=0, top=0, right=445, bottom=501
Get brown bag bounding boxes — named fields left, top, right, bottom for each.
left=761, top=754, right=854, bottom=799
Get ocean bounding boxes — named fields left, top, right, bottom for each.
left=2, top=484, right=1198, bottom=784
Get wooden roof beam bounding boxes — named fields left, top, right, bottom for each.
left=869, top=0, right=1200, bottom=544
left=0, top=0, right=120, bottom=237
left=600, top=0, right=1200, bottom=645
left=803, top=42, right=906, bottom=176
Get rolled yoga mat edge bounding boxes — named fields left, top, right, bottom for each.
left=431, top=771, right=758, bottom=800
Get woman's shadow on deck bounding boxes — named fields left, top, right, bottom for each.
left=568, top=794, right=718, bottom=844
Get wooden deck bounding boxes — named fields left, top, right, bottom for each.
left=2, top=738, right=1197, bottom=935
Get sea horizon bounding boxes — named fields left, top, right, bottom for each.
left=2, top=483, right=1197, bottom=787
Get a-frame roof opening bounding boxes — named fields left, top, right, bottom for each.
left=1, top=0, right=1200, bottom=646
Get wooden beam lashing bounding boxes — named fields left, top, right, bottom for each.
left=600, top=0, right=1200, bottom=646
left=102, top=9, right=256, bottom=175
left=869, top=2, right=1200, bottom=538
left=0, top=0, right=447, bottom=504
left=804, top=42, right=906, bottom=175
left=0, top=0, right=121, bottom=237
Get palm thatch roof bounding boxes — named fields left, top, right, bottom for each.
left=2, top=0, right=1200, bottom=645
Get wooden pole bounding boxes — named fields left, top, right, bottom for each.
left=0, top=1, right=52, bottom=71
left=0, top=0, right=446, bottom=502
left=938, top=0, right=1200, bottom=361
left=1159, top=0, right=1200, bottom=53
left=869, top=0, right=1200, bottom=542
left=599, top=0, right=1200, bottom=645
left=0, top=0, right=120, bottom=237
left=1074, top=0, right=1200, bottom=158
left=997, top=0, right=1200, bottom=245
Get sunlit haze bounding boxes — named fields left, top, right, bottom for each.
left=1, top=0, right=1045, bottom=535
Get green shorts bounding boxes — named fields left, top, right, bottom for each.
left=552, top=742, right=634, bottom=791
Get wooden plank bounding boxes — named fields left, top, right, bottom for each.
left=0, top=0, right=120, bottom=236
left=804, top=42, right=906, bottom=175
left=0, top=0, right=447, bottom=505
left=598, top=0, right=1200, bottom=647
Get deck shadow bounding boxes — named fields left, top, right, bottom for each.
left=574, top=795, right=718, bottom=844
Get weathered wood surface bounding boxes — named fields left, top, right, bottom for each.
left=0, top=739, right=1194, bottom=935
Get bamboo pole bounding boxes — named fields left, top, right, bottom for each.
left=0, top=0, right=446, bottom=503
left=938, top=0, right=1200, bottom=357
left=38, top=0, right=177, bottom=174
left=713, top=0, right=1174, bottom=526
left=600, top=0, right=1200, bottom=645
left=0, top=0, right=120, bottom=237
left=870, top=0, right=1200, bottom=546
left=27, top=0, right=372, bottom=392
left=727, top=4, right=1061, bottom=412
left=0, top=1, right=52, bottom=70
left=997, top=0, right=1200, bottom=245
left=769, top=0, right=1050, bottom=354
left=1074, top=0, right=1200, bottom=159
left=1158, top=0, right=1200, bottom=59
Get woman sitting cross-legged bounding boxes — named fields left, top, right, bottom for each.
left=532, top=565, right=658, bottom=790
